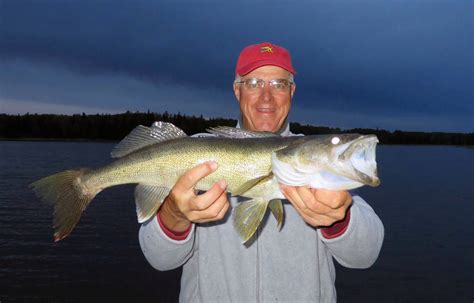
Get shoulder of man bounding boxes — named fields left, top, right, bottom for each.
left=279, top=122, right=304, bottom=137
left=286, top=131, right=304, bottom=137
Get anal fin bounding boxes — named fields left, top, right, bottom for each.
left=269, top=199, right=284, bottom=230
left=135, top=184, right=170, bottom=223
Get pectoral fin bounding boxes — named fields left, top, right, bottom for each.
left=269, top=199, right=284, bottom=230
left=232, top=176, right=268, bottom=196
left=233, top=198, right=269, bottom=243
left=135, top=184, right=170, bottom=223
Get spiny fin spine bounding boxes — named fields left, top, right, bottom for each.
left=111, top=121, right=187, bottom=158
left=207, top=126, right=279, bottom=138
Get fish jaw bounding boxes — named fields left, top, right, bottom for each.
left=272, top=134, right=380, bottom=190
left=334, top=135, right=380, bottom=187
left=272, top=152, right=365, bottom=190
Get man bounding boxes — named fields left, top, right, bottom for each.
left=139, top=42, right=384, bottom=302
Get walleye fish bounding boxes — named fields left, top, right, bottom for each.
left=30, top=121, right=380, bottom=243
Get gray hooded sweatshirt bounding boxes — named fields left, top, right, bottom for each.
left=139, top=123, right=384, bottom=303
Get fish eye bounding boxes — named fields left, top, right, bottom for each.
left=331, top=137, right=340, bottom=145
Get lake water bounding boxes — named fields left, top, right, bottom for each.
left=0, top=141, right=472, bottom=302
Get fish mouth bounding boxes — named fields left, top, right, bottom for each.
left=339, top=135, right=380, bottom=186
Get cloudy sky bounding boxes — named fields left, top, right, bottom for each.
left=1, top=0, right=472, bottom=132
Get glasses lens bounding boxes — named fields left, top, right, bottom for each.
left=244, top=78, right=261, bottom=90
left=270, top=79, right=291, bottom=91
left=239, top=78, right=292, bottom=91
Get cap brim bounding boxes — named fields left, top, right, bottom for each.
left=237, top=60, right=296, bottom=76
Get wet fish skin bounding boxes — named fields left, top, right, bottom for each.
left=272, top=133, right=380, bottom=190
left=30, top=123, right=293, bottom=242
left=30, top=122, right=380, bottom=243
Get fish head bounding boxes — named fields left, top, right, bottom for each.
left=273, top=134, right=380, bottom=190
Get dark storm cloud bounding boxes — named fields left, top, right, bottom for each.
left=286, top=1, right=472, bottom=116
left=1, top=0, right=240, bottom=87
left=1, top=0, right=472, bottom=131
left=0, top=58, right=237, bottom=117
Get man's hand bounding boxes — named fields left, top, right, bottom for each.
left=159, top=161, right=230, bottom=232
left=280, top=185, right=352, bottom=227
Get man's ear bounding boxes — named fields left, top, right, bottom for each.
left=290, top=83, right=296, bottom=99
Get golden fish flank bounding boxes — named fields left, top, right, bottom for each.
left=30, top=122, right=380, bottom=244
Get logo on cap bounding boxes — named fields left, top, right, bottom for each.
left=260, top=46, right=273, bottom=53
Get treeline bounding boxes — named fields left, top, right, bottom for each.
left=0, top=112, right=473, bottom=145
left=289, top=124, right=473, bottom=145
left=0, top=112, right=234, bottom=140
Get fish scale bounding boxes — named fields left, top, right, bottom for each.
left=84, top=137, right=289, bottom=194
left=30, top=122, right=380, bottom=243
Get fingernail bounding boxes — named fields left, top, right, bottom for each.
left=218, top=180, right=227, bottom=189
left=209, top=161, right=218, bottom=170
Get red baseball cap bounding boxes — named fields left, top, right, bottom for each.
left=235, top=42, right=296, bottom=76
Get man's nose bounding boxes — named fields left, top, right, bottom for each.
left=261, top=83, right=271, bottom=102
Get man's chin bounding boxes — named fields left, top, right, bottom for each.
left=253, top=122, right=279, bottom=133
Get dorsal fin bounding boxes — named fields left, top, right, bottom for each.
left=207, top=126, right=279, bottom=138
left=111, top=121, right=187, bottom=158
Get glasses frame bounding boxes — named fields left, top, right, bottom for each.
left=234, top=78, right=294, bottom=92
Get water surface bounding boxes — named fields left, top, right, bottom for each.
left=0, top=142, right=472, bottom=302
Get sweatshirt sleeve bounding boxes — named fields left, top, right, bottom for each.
left=318, top=195, right=384, bottom=269
left=139, top=214, right=196, bottom=271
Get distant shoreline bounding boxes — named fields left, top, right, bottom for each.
left=0, top=137, right=118, bottom=143
left=1, top=112, right=473, bottom=146
left=2, top=138, right=473, bottom=148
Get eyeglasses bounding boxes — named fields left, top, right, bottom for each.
left=234, top=78, right=294, bottom=92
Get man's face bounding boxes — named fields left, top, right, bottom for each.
left=234, top=65, right=296, bottom=133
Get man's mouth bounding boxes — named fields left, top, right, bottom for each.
left=256, top=108, right=275, bottom=113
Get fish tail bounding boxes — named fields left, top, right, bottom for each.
left=233, top=199, right=269, bottom=243
left=30, top=169, right=99, bottom=242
